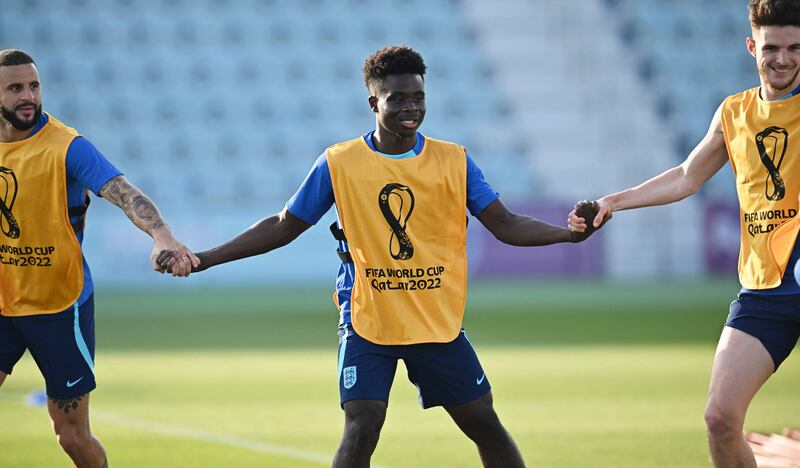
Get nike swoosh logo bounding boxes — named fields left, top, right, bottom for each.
left=66, top=377, right=84, bottom=388
left=476, top=374, right=485, bottom=385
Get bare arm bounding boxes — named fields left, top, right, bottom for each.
left=570, top=103, right=730, bottom=230
left=99, top=175, right=198, bottom=276
left=477, top=198, right=589, bottom=245
left=183, top=208, right=311, bottom=272
left=100, top=175, right=168, bottom=235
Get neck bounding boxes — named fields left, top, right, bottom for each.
left=761, top=78, right=800, bottom=101
left=0, top=122, right=29, bottom=143
left=372, top=127, right=416, bottom=155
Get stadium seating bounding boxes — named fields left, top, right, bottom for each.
left=607, top=0, right=759, bottom=158
left=0, top=0, right=760, bottom=284
left=1, top=0, right=522, bottom=211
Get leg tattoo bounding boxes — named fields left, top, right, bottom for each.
left=51, top=396, right=83, bottom=415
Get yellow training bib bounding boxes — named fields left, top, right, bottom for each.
left=0, top=115, right=84, bottom=316
left=721, top=88, right=800, bottom=289
left=327, top=136, right=468, bottom=344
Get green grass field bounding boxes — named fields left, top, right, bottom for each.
left=2, top=278, right=798, bottom=467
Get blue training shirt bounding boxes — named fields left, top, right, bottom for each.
left=286, top=132, right=499, bottom=324
left=25, top=113, right=123, bottom=307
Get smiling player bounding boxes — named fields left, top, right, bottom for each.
left=160, top=45, right=599, bottom=467
left=0, top=49, right=198, bottom=468
left=569, top=1, right=800, bottom=466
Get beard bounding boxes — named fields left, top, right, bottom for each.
left=0, top=103, right=42, bottom=131
left=759, top=63, right=800, bottom=92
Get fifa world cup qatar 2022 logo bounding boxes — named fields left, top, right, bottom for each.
left=756, top=126, right=789, bottom=201
left=0, top=167, right=20, bottom=239
left=378, top=183, right=415, bottom=260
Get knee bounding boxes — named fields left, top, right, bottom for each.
left=54, top=423, right=91, bottom=456
left=343, top=403, right=386, bottom=447
left=704, top=402, right=744, bottom=439
left=472, top=414, right=509, bottom=447
left=459, top=406, right=509, bottom=447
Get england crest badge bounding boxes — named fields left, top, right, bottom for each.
left=343, top=366, right=357, bottom=389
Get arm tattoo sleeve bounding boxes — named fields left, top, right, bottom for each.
left=99, top=175, right=166, bottom=234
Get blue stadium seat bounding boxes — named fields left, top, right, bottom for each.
left=3, top=0, right=521, bottom=216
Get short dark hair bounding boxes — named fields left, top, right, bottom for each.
left=362, top=45, right=426, bottom=92
left=749, top=0, right=800, bottom=28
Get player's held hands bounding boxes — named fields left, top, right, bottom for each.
left=567, top=199, right=611, bottom=239
left=151, top=234, right=200, bottom=277
left=156, top=249, right=206, bottom=276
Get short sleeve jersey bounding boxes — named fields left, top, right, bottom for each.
left=25, top=114, right=122, bottom=307
left=286, top=132, right=499, bottom=324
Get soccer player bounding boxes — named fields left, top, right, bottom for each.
left=160, top=45, right=597, bottom=467
left=568, top=1, right=800, bottom=466
left=0, top=49, right=198, bottom=468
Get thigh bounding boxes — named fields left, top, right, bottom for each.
left=342, top=399, right=388, bottom=426
left=48, top=391, right=91, bottom=434
left=403, top=329, right=490, bottom=409
left=726, top=293, right=800, bottom=369
left=16, top=296, right=96, bottom=400
left=708, top=326, right=775, bottom=417
left=0, top=313, right=27, bottom=375
left=338, top=325, right=398, bottom=407
left=444, top=391, right=501, bottom=435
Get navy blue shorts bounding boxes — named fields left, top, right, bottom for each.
left=726, top=293, right=800, bottom=370
left=0, top=295, right=96, bottom=399
left=336, top=325, right=491, bottom=409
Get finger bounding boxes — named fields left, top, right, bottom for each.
left=593, top=207, right=608, bottom=228
left=181, top=251, right=195, bottom=277
left=153, top=260, right=167, bottom=273
left=188, top=252, right=201, bottom=269
left=166, top=257, right=179, bottom=275
left=568, top=212, right=587, bottom=228
left=175, top=253, right=191, bottom=277
left=569, top=218, right=587, bottom=230
left=156, top=250, right=175, bottom=269
left=160, top=256, right=177, bottom=273
left=172, top=257, right=185, bottom=277
left=156, top=249, right=173, bottom=263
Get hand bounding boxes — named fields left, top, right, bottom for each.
left=151, top=236, right=200, bottom=277
left=157, top=249, right=206, bottom=275
left=567, top=199, right=611, bottom=241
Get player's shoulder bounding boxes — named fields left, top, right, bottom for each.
left=722, top=86, right=760, bottom=108
left=420, top=135, right=467, bottom=155
left=43, top=113, right=80, bottom=138
left=325, top=136, right=366, bottom=157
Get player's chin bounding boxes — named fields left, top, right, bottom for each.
left=393, top=121, right=420, bottom=135
left=394, top=128, right=417, bottom=139
left=767, top=72, right=798, bottom=90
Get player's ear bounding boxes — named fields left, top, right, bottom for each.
left=368, top=96, right=378, bottom=113
left=746, top=36, right=756, bottom=58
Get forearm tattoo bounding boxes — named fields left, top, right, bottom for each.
left=100, top=175, right=165, bottom=233
left=51, top=396, right=83, bottom=415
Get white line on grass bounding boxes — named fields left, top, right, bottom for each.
left=93, top=409, right=389, bottom=468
